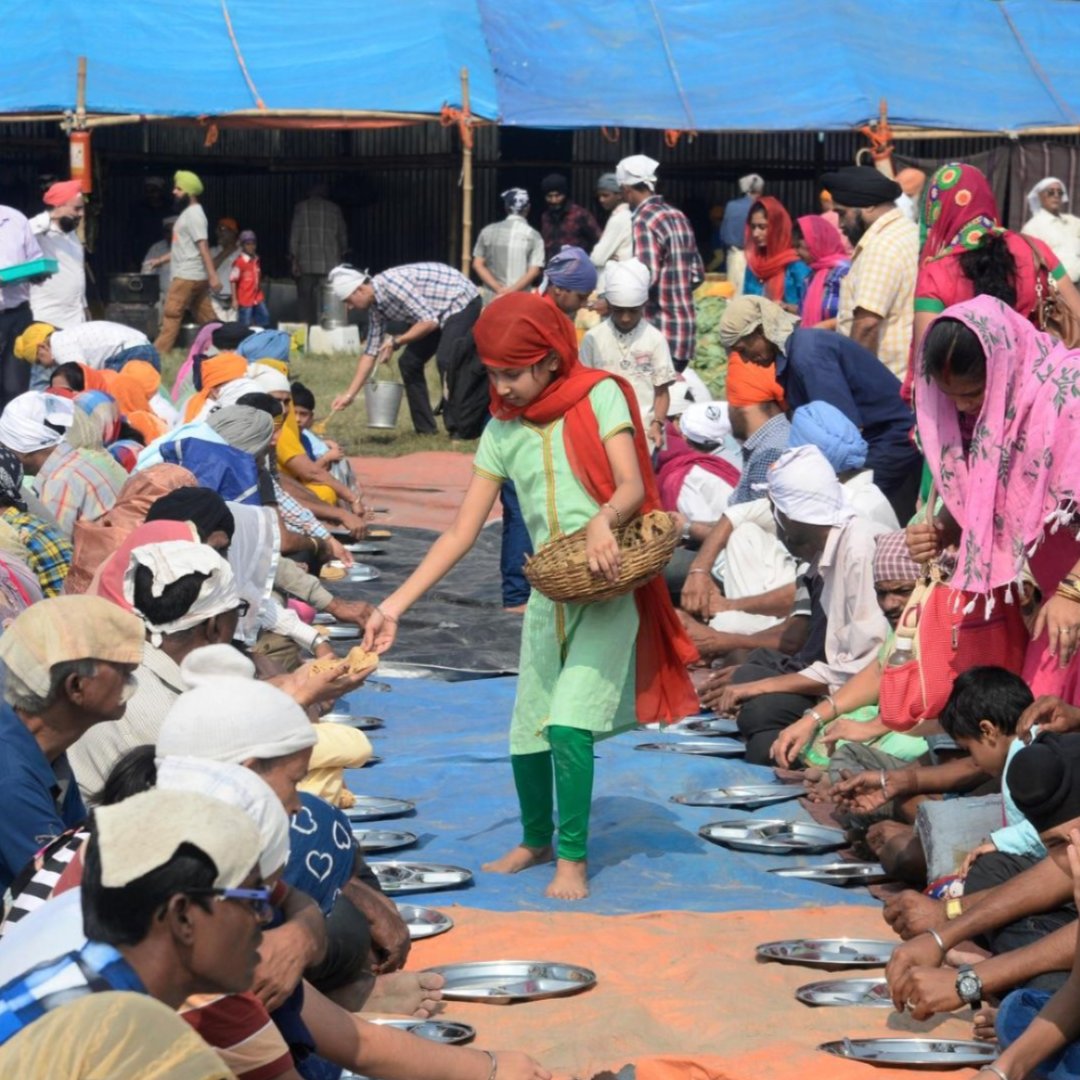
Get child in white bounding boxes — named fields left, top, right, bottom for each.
left=580, top=258, right=675, bottom=450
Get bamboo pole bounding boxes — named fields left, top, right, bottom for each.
left=460, top=67, right=473, bottom=276
left=76, top=56, right=87, bottom=128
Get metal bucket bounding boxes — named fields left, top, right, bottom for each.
left=364, top=381, right=405, bottom=429
left=320, top=282, right=348, bottom=329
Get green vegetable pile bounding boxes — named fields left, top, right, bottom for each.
left=690, top=295, right=728, bottom=398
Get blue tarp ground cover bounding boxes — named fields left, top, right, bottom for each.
left=341, top=676, right=877, bottom=915
left=5, top=1, right=1080, bottom=132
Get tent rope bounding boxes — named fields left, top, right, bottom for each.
left=220, top=0, right=266, bottom=110
left=646, top=0, right=697, bottom=134
left=999, top=2, right=1079, bottom=125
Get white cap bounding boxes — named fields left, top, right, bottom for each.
left=615, top=154, right=660, bottom=191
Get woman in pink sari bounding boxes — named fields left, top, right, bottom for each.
left=909, top=296, right=1080, bottom=701
left=795, top=214, right=850, bottom=328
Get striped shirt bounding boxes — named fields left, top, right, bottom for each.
left=288, top=196, right=347, bottom=275
left=631, top=196, right=705, bottom=364
left=364, top=263, right=479, bottom=355
left=34, top=442, right=125, bottom=539
left=730, top=413, right=792, bottom=506
left=271, top=476, right=329, bottom=540
left=0, top=507, right=72, bottom=597
left=472, top=216, right=545, bottom=295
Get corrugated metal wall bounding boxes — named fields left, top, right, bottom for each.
left=3, top=118, right=1079, bottom=297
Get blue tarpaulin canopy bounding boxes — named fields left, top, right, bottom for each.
left=4, top=0, right=1080, bottom=132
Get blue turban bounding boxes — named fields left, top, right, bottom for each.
left=788, top=401, right=868, bottom=474
left=236, top=329, right=290, bottom=363
left=545, top=246, right=598, bottom=293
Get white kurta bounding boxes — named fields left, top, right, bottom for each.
left=1023, top=209, right=1080, bottom=282
left=28, top=212, right=86, bottom=328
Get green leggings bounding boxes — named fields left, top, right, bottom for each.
left=511, top=725, right=595, bottom=862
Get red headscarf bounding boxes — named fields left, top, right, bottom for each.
left=744, top=197, right=799, bottom=302
left=796, top=214, right=849, bottom=325
left=920, top=163, right=1002, bottom=263
left=473, top=293, right=699, bottom=723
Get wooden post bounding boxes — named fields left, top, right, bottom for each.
left=76, top=56, right=87, bottom=126
left=460, top=67, right=473, bottom=275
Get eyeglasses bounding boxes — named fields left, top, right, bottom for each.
left=232, top=599, right=251, bottom=618
left=1045, top=188, right=1065, bottom=196
left=188, top=885, right=274, bottom=922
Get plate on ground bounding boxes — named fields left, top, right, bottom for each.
left=362, top=755, right=382, bottom=766
left=343, top=796, right=415, bottom=822
left=396, top=903, right=454, bottom=940
left=323, top=713, right=383, bottom=731
left=371, top=861, right=473, bottom=894
left=818, top=1038, right=997, bottom=1068
left=352, top=829, right=417, bottom=853
left=756, top=938, right=896, bottom=969
left=345, top=543, right=386, bottom=556
left=796, top=977, right=892, bottom=1007
left=678, top=716, right=740, bottom=737
left=636, top=740, right=745, bottom=757
left=322, top=625, right=360, bottom=640
left=699, top=819, right=847, bottom=854
left=346, top=564, right=380, bottom=582
left=313, top=612, right=336, bottom=625
left=672, top=784, right=801, bottom=810
left=369, top=1018, right=474, bottom=1044
left=769, top=862, right=890, bottom=886
left=426, top=961, right=596, bottom=1004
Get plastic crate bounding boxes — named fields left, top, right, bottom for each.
left=0, top=257, right=59, bottom=284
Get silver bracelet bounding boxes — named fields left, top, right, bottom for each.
left=983, top=1065, right=1009, bottom=1080
left=482, top=1050, right=498, bottom=1080
left=687, top=568, right=709, bottom=576
left=927, top=927, right=947, bottom=956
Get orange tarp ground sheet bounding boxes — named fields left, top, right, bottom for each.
left=402, top=905, right=979, bottom=1080
left=351, top=451, right=499, bottom=532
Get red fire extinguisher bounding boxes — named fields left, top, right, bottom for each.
left=70, top=130, right=92, bottom=194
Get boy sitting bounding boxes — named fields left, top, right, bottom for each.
left=580, top=258, right=675, bottom=451
left=291, top=380, right=357, bottom=491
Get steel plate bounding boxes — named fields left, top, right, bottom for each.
left=678, top=716, right=740, bottom=737
left=671, top=784, right=801, bottom=810
left=323, top=713, right=383, bottom=731
left=352, top=829, right=417, bottom=853
left=343, top=796, right=415, bottom=822
left=362, top=755, right=382, bottom=766
left=755, top=938, right=896, bottom=970
left=769, top=862, right=891, bottom=886
left=346, top=564, right=381, bottom=582
left=636, top=740, right=745, bottom=757
left=323, top=625, right=360, bottom=640
left=426, top=960, right=597, bottom=1004
left=700, top=819, right=847, bottom=854
left=368, top=1018, right=474, bottom=1044
left=395, top=903, right=454, bottom=940
left=818, top=1038, right=997, bottom=1069
left=371, top=861, right=473, bottom=894
left=796, top=977, right=892, bottom=1007
left=345, top=542, right=386, bottom=556
left=313, top=612, right=336, bottom=625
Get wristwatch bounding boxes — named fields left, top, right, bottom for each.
left=955, top=964, right=982, bottom=1006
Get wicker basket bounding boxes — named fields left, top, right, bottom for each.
left=524, top=509, right=679, bottom=604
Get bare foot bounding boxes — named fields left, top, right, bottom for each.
left=364, top=970, right=445, bottom=1018
left=545, top=858, right=589, bottom=900
left=973, top=1006, right=998, bottom=1042
left=482, top=844, right=553, bottom=874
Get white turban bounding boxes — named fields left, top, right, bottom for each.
left=123, top=541, right=240, bottom=647
left=181, top=642, right=256, bottom=683
left=615, top=154, right=659, bottom=191
left=93, top=788, right=262, bottom=889
left=681, top=402, right=731, bottom=447
left=212, top=377, right=262, bottom=410
left=157, top=756, right=291, bottom=878
left=766, top=444, right=855, bottom=527
left=247, top=363, right=291, bottom=395
left=1028, top=176, right=1069, bottom=217
left=328, top=264, right=371, bottom=302
left=603, top=258, right=652, bottom=308
left=0, top=391, right=74, bottom=454
left=739, top=173, right=765, bottom=195
left=158, top=658, right=316, bottom=765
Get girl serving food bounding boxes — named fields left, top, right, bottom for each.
left=363, top=292, right=697, bottom=899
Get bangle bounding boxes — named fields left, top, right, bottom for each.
left=687, top=568, right=709, bottom=576
left=880, top=769, right=888, bottom=796
left=1055, top=583, right=1080, bottom=604
left=482, top=1050, right=498, bottom=1080
left=602, top=501, right=623, bottom=527
left=376, top=606, right=398, bottom=625
left=983, top=1065, right=1009, bottom=1080
left=309, top=536, right=319, bottom=554
left=807, top=709, right=824, bottom=724
left=826, top=693, right=839, bottom=718
left=927, top=927, right=947, bottom=956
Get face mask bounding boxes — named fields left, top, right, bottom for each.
left=57, top=216, right=79, bottom=233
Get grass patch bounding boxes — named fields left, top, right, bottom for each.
left=159, top=349, right=479, bottom=459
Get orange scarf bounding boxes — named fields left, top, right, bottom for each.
left=182, top=352, right=248, bottom=422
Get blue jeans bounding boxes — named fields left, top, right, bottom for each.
left=998, top=988, right=1080, bottom=1079
left=238, top=302, right=271, bottom=326
left=104, top=343, right=161, bottom=372
left=500, top=481, right=533, bottom=607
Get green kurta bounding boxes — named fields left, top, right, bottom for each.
left=474, top=380, right=640, bottom=754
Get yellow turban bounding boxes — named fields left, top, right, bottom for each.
left=174, top=170, right=204, bottom=197
left=13, top=322, right=56, bottom=363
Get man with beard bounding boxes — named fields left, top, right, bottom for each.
left=822, top=165, right=918, bottom=380
left=153, top=170, right=221, bottom=355
left=539, top=174, right=600, bottom=262
left=29, top=181, right=87, bottom=348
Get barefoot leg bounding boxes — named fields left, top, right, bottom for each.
left=482, top=844, right=554, bottom=874
left=545, top=858, right=589, bottom=900
left=364, top=971, right=446, bottom=1018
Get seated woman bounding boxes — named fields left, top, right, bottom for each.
left=743, top=196, right=811, bottom=313
left=794, top=214, right=850, bottom=329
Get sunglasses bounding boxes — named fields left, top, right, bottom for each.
left=188, top=885, right=273, bottom=922
left=1045, top=188, right=1065, bottom=196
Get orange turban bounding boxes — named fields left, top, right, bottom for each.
left=121, top=360, right=162, bottom=398
left=725, top=350, right=787, bottom=409
left=183, top=352, right=248, bottom=422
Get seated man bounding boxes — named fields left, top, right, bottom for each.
left=0, top=392, right=126, bottom=537
left=0, top=595, right=143, bottom=891
left=712, top=445, right=890, bottom=764
left=657, top=401, right=740, bottom=522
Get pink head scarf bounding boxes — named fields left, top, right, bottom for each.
left=915, top=295, right=1080, bottom=595
left=796, top=214, right=849, bottom=326
left=88, top=520, right=199, bottom=611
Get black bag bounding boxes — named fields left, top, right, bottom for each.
left=443, top=330, right=490, bottom=440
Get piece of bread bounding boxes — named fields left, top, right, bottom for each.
left=308, top=645, right=379, bottom=678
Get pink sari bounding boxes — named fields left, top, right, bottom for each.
left=797, top=215, right=849, bottom=325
